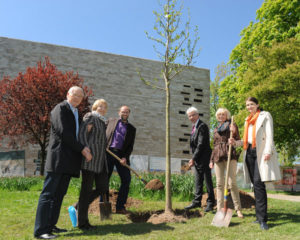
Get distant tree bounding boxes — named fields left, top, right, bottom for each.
left=234, top=39, right=300, bottom=163
left=219, top=0, right=300, bottom=114
left=210, top=62, right=230, bottom=131
left=139, top=0, right=200, bottom=213
left=0, top=57, right=93, bottom=175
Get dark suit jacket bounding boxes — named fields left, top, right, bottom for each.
left=106, top=118, right=136, bottom=163
left=190, top=119, right=212, bottom=165
left=45, top=100, right=84, bottom=177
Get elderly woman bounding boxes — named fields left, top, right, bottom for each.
left=209, top=108, right=243, bottom=218
left=77, top=99, right=109, bottom=230
left=229, top=97, right=281, bottom=230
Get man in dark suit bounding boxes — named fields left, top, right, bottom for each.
left=34, top=86, right=92, bottom=239
left=106, top=105, right=136, bottom=214
left=184, top=106, right=215, bottom=212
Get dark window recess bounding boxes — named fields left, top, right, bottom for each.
left=184, top=97, right=189, bottom=101
left=183, top=150, right=190, bottom=154
left=179, top=111, right=185, bottom=114
left=181, top=91, right=190, bottom=95
left=194, top=88, right=203, bottom=92
left=199, top=113, right=204, bottom=117
left=183, top=85, right=191, bottom=88
left=184, top=133, right=190, bottom=136
left=182, top=103, right=192, bottom=106
left=181, top=124, right=189, bottom=127
left=194, top=99, right=202, bottom=103
left=179, top=138, right=188, bottom=142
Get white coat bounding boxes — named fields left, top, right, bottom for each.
left=238, top=111, right=282, bottom=184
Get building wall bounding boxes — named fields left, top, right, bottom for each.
left=0, top=37, right=210, bottom=175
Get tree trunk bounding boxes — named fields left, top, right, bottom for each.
left=165, top=85, right=172, bottom=213
left=40, top=145, right=46, bottom=176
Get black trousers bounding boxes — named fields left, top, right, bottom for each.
left=34, top=172, right=71, bottom=236
left=78, top=169, right=108, bottom=227
left=245, top=145, right=268, bottom=222
left=193, top=162, right=215, bottom=206
left=107, top=148, right=131, bottom=210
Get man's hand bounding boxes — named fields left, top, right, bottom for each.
left=81, top=147, right=92, bottom=162
left=209, top=162, right=214, bottom=169
left=87, top=124, right=93, bottom=132
left=120, top=157, right=127, bottom=166
left=188, top=159, right=195, bottom=168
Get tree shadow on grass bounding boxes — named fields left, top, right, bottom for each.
left=63, top=222, right=174, bottom=238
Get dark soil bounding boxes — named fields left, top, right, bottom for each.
left=89, top=188, right=255, bottom=224
left=145, top=179, right=164, bottom=190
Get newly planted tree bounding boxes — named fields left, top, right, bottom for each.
left=139, top=0, right=200, bottom=213
left=0, top=57, right=92, bottom=175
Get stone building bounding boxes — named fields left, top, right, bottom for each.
left=0, top=37, right=210, bottom=176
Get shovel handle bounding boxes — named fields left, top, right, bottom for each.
left=106, top=149, right=147, bottom=185
left=224, top=116, right=234, bottom=210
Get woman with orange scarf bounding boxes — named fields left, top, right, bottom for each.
left=229, top=97, right=281, bottom=231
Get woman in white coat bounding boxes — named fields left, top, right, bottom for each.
left=229, top=97, right=281, bottom=231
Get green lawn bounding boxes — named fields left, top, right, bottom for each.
left=0, top=188, right=299, bottom=240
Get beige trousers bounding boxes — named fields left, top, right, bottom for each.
left=215, top=160, right=241, bottom=211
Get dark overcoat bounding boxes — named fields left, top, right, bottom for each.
left=190, top=119, right=212, bottom=165
left=45, top=100, right=84, bottom=177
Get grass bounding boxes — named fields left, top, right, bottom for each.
left=0, top=177, right=300, bottom=240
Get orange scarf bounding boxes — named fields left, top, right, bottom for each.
left=243, top=110, right=260, bottom=149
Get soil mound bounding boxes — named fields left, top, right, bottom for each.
left=88, top=190, right=143, bottom=216
left=145, top=179, right=164, bottom=190
left=201, top=189, right=255, bottom=209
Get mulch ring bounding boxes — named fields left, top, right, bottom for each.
left=88, top=189, right=255, bottom=224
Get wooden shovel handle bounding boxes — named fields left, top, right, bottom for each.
left=106, top=149, right=147, bottom=184
left=224, top=116, right=234, bottom=210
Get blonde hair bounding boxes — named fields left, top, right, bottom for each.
left=92, top=99, right=108, bottom=111
left=215, top=108, right=231, bottom=120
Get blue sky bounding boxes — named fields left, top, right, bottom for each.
left=0, top=0, right=263, bottom=81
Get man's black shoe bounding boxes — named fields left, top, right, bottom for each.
left=204, top=205, right=213, bottom=212
left=52, top=226, right=67, bottom=233
left=35, top=233, right=57, bottom=239
left=260, top=221, right=269, bottom=230
left=78, top=223, right=95, bottom=230
left=184, top=203, right=201, bottom=210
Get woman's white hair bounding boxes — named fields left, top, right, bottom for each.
left=186, top=106, right=199, bottom=115
left=215, top=108, right=231, bottom=120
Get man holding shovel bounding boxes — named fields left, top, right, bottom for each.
left=184, top=107, right=215, bottom=212
left=106, top=105, right=136, bottom=214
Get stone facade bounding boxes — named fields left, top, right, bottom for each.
left=0, top=37, right=210, bottom=176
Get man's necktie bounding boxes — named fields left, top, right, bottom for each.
left=74, top=108, right=79, bottom=140
left=191, top=125, right=195, bottom=135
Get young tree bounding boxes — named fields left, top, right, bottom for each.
left=0, top=57, right=93, bottom=175
left=139, top=0, right=200, bottom=213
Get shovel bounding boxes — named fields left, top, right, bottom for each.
left=99, top=193, right=112, bottom=220
left=106, top=149, right=164, bottom=190
left=106, top=149, right=148, bottom=185
left=211, top=116, right=234, bottom=227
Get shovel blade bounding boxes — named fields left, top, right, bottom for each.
left=211, top=208, right=233, bottom=227
left=99, top=202, right=112, bottom=220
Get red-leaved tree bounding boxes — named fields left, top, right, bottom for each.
left=0, top=57, right=93, bottom=175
